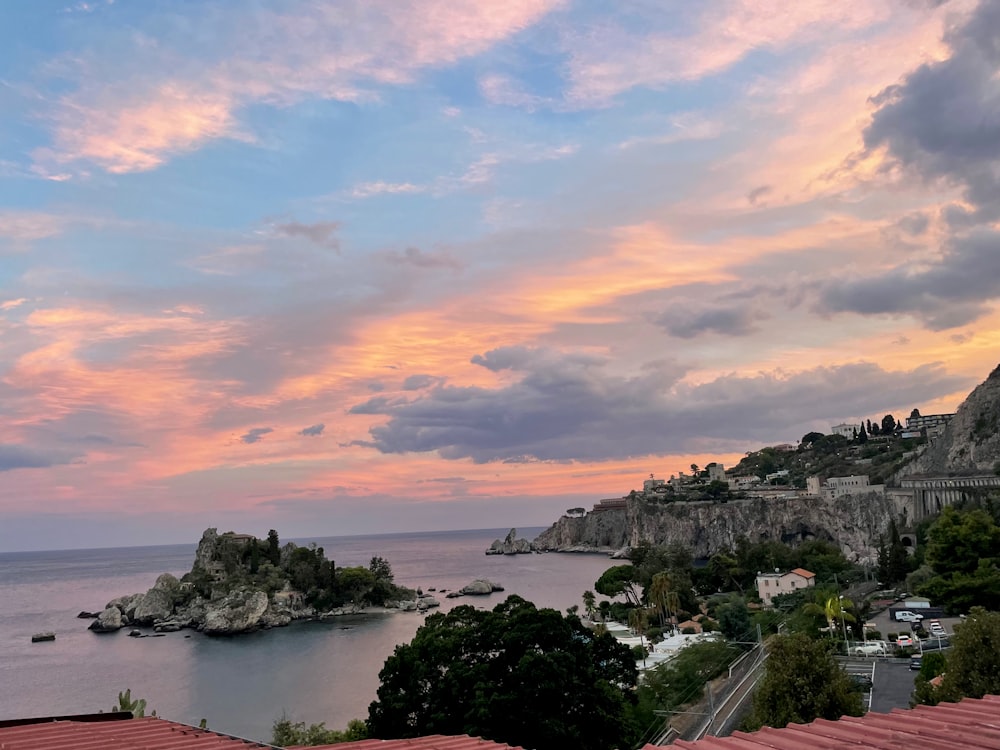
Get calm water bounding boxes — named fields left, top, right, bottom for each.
left=0, top=528, right=615, bottom=742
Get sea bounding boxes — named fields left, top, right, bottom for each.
left=0, top=527, right=616, bottom=743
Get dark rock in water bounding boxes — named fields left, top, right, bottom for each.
left=31, top=632, right=55, bottom=643
left=485, top=528, right=533, bottom=555
left=453, top=579, right=504, bottom=597
left=128, top=629, right=141, bottom=637
left=77, top=611, right=99, bottom=619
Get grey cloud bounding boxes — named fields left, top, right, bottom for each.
left=0, top=444, right=77, bottom=471
left=402, top=374, right=440, bottom=390
left=818, top=228, right=1000, bottom=329
left=654, top=302, right=770, bottom=339
left=273, top=221, right=341, bottom=251
left=348, top=396, right=395, bottom=415
left=747, top=185, right=773, bottom=206
left=299, top=423, right=325, bottom=436
left=239, top=427, right=273, bottom=444
left=864, top=1, right=1000, bottom=219
left=385, top=246, right=462, bottom=270
left=362, top=350, right=963, bottom=463
left=897, top=212, right=929, bottom=236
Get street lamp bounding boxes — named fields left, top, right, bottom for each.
left=839, top=595, right=849, bottom=648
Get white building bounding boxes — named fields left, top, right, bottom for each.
left=807, top=474, right=885, bottom=499
left=756, top=568, right=816, bottom=607
left=831, top=423, right=861, bottom=439
left=706, top=463, right=725, bottom=482
left=643, top=475, right=666, bottom=492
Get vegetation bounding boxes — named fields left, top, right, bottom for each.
left=180, top=530, right=413, bottom=611
left=111, top=688, right=149, bottom=717
left=927, top=608, right=1000, bottom=704
left=367, top=595, right=639, bottom=750
left=272, top=715, right=367, bottom=746
left=917, top=507, right=1000, bottom=613
left=744, top=633, right=863, bottom=730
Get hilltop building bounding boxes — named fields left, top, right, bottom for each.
left=806, top=474, right=885, bottom=499
left=831, top=422, right=861, bottom=438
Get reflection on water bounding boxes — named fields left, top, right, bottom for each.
left=0, top=528, right=615, bottom=741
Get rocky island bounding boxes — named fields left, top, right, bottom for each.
left=485, top=528, right=533, bottom=555
left=88, top=528, right=434, bottom=636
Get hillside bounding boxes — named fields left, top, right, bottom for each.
left=899, top=364, right=1000, bottom=477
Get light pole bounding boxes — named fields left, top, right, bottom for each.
left=839, top=596, right=849, bottom=648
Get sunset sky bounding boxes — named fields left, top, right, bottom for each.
left=2, top=0, right=1000, bottom=551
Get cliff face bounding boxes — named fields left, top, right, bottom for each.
left=899, top=363, right=1000, bottom=477
left=532, top=492, right=894, bottom=562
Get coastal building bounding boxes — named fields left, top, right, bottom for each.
left=591, top=497, right=628, bottom=512
left=772, top=443, right=796, bottom=452
left=905, top=412, right=955, bottom=431
left=727, top=475, right=760, bottom=490
left=764, top=469, right=789, bottom=483
left=831, top=422, right=861, bottom=439
left=755, top=567, right=815, bottom=607
left=643, top=475, right=666, bottom=492
left=706, top=463, right=725, bottom=482
left=806, top=474, right=884, bottom=499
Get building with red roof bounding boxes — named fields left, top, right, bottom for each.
left=650, top=694, right=1000, bottom=749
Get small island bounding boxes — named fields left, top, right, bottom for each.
left=88, top=528, right=433, bottom=636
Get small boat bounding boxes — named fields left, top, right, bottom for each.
left=31, top=632, right=56, bottom=643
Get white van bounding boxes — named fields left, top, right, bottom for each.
left=894, top=610, right=924, bottom=623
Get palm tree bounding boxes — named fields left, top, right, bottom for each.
left=648, top=572, right=681, bottom=634
left=802, top=595, right=855, bottom=639
left=628, top=607, right=649, bottom=667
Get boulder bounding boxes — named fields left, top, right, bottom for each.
left=485, top=528, right=533, bottom=555
left=132, top=587, right=175, bottom=625
left=418, top=595, right=440, bottom=608
left=201, top=589, right=269, bottom=635
left=77, top=611, right=99, bottom=619
left=459, top=579, right=503, bottom=596
left=89, top=606, right=124, bottom=632
left=105, top=593, right=143, bottom=621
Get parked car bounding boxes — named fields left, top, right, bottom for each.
left=920, top=637, right=951, bottom=651
left=895, top=611, right=924, bottom=623
left=910, top=655, right=922, bottom=671
left=896, top=634, right=914, bottom=648
left=853, top=643, right=886, bottom=656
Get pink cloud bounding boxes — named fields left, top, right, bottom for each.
left=37, top=0, right=565, bottom=174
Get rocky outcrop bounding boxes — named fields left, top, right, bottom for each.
left=202, top=589, right=270, bottom=635
left=898, top=363, right=1000, bottom=477
left=89, top=606, right=124, bottom=632
left=533, top=492, right=895, bottom=563
left=132, top=573, right=182, bottom=625
left=486, top=528, right=533, bottom=555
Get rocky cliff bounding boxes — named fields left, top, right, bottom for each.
left=532, top=492, right=894, bottom=562
left=898, top=363, right=1000, bottom=477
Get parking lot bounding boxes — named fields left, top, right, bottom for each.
left=838, top=657, right=917, bottom=713
left=867, top=608, right=963, bottom=649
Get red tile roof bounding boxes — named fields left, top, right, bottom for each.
left=667, top=694, right=1000, bottom=749
left=789, top=568, right=815, bottom=579
left=298, top=735, right=525, bottom=750
left=0, top=715, right=275, bottom=749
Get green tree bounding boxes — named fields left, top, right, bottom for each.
left=800, top=431, right=824, bottom=446
left=801, top=595, right=855, bottom=640
left=595, top=565, right=642, bottom=606
left=717, top=600, right=752, bottom=642
left=582, top=590, right=596, bottom=620
left=856, top=423, right=868, bottom=444
left=935, top=608, right=1000, bottom=702
left=266, top=529, right=281, bottom=566
left=337, top=566, right=376, bottom=604
left=367, top=596, right=638, bottom=750
left=272, top=715, right=368, bottom=746
left=745, top=633, right=862, bottom=730
left=919, top=507, right=1000, bottom=612
left=881, top=414, right=896, bottom=433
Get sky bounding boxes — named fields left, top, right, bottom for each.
left=2, top=0, right=1000, bottom=551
